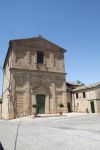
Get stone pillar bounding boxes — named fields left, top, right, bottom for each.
left=51, top=52, right=54, bottom=67
left=34, top=52, right=37, bottom=69
left=32, top=94, right=36, bottom=104
left=9, top=97, right=15, bottom=119
left=62, top=82, right=68, bottom=112
left=9, top=73, right=16, bottom=119
left=51, top=83, right=56, bottom=114
left=31, top=94, right=36, bottom=114
left=72, top=94, right=75, bottom=112
left=24, top=74, right=30, bottom=116
left=45, top=95, right=50, bottom=114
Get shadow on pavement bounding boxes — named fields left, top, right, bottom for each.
left=0, top=142, right=4, bottom=150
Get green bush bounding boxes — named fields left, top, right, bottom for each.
left=32, top=104, right=37, bottom=108
left=59, top=103, right=64, bottom=108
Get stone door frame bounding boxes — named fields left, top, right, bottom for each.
left=31, top=86, right=50, bottom=114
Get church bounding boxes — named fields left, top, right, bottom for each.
left=2, top=36, right=68, bottom=119
left=2, top=36, right=100, bottom=119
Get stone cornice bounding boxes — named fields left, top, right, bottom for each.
left=10, top=67, right=67, bottom=76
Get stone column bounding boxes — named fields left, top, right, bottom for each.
left=34, top=52, right=37, bottom=69
left=45, top=95, right=50, bottom=114
left=9, top=97, right=15, bottom=119
left=62, top=82, right=68, bottom=112
left=31, top=94, right=36, bottom=114
left=51, top=83, right=56, bottom=114
left=9, top=73, right=16, bottom=119
left=72, top=94, right=75, bottom=112
left=24, top=74, right=30, bottom=116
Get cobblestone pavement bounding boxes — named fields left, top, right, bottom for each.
left=0, top=113, right=100, bottom=150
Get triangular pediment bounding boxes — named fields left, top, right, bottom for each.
left=3, top=36, right=66, bottom=69
left=10, top=36, right=66, bottom=52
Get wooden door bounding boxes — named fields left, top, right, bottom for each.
left=90, top=101, right=95, bottom=113
left=36, top=94, right=45, bottom=114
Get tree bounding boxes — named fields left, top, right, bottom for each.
left=76, top=80, right=85, bottom=86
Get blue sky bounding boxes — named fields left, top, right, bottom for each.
left=0, top=0, right=100, bottom=95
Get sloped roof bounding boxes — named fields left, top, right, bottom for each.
left=3, top=36, right=67, bottom=69
left=10, top=36, right=66, bottom=52
left=66, top=81, right=82, bottom=86
left=72, top=82, right=100, bottom=92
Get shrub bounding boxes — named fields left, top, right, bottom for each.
left=32, top=104, right=37, bottom=108
left=59, top=103, right=64, bottom=108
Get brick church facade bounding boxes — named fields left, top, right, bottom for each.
left=2, top=36, right=68, bottom=119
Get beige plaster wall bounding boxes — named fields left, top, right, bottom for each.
left=96, top=100, right=100, bottom=113
left=95, top=87, right=100, bottom=99
left=72, top=89, right=96, bottom=113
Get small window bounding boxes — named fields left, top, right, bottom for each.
left=76, top=93, right=78, bottom=99
left=83, top=92, right=86, bottom=98
left=37, top=51, right=44, bottom=64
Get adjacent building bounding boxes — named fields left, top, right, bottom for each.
left=66, top=81, right=82, bottom=112
left=72, top=83, right=100, bottom=113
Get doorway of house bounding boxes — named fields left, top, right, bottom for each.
left=90, top=101, right=95, bottom=113
left=36, top=94, right=45, bottom=114
left=67, top=102, right=71, bottom=112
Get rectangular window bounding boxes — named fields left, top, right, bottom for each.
left=83, top=92, right=86, bottom=98
left=37, top=51, right=44, bottom=64
left=76, top=93, right=78, bottom=99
